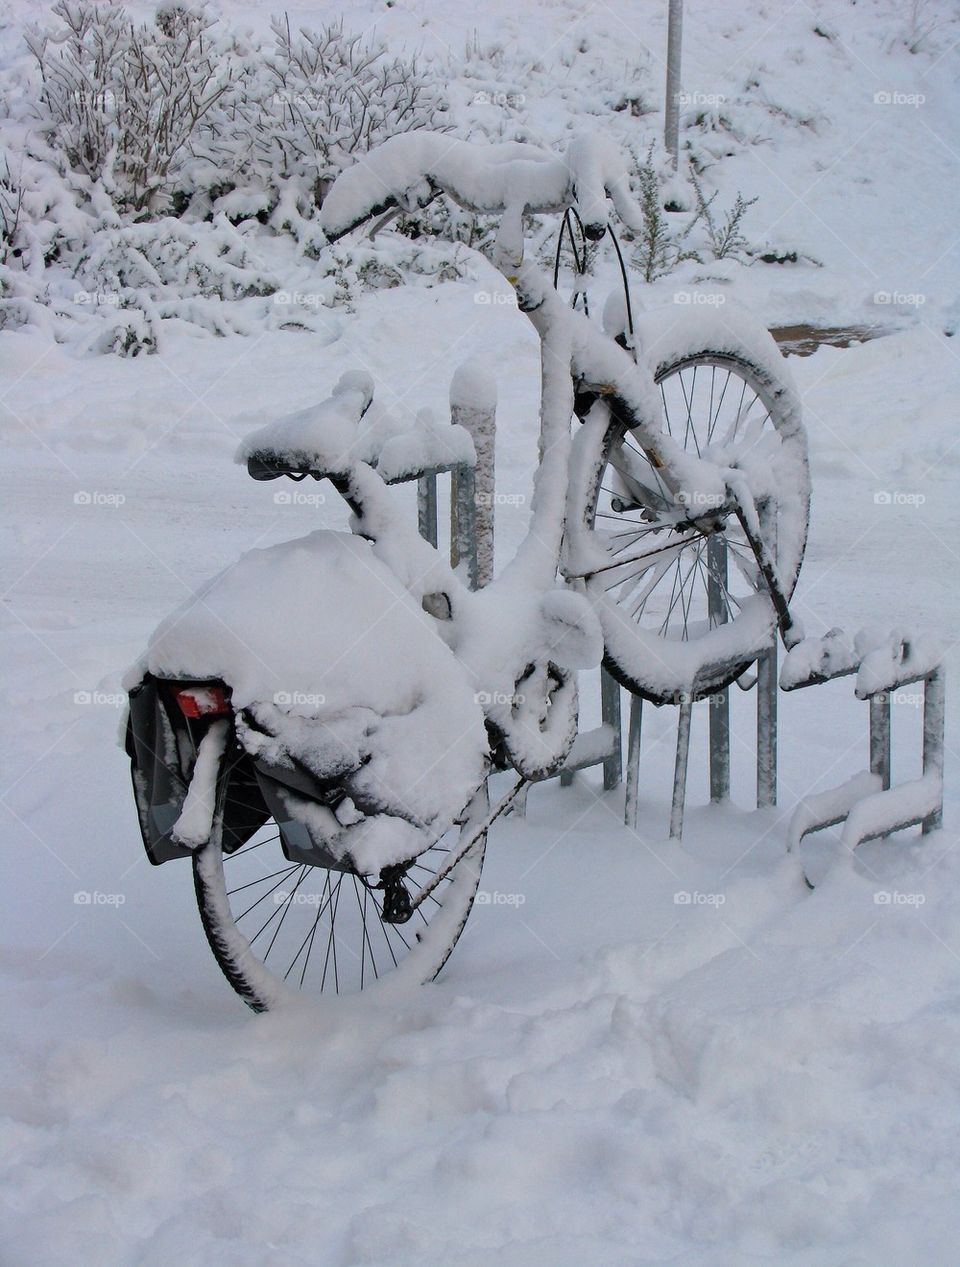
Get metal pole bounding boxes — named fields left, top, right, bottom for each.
left=450, top=362, right=497, bottom=589
left=601, top=669, right=622, bottom=791
left=450, top=465, right=479, bottom=590
left=707, top=535, right=730, bottom=802
left=669, top=695, right=693, bottom=839
left=665, top=0, right=684, bottom=168
left=756, top=643, right=777, bottom=808
left=624, top=693, right=643, bottom=830
left=417, top=474, right=438, bottom=548
left=869, top=692, right=892, bottom=791
left=922, top=667, right=945, bottom=833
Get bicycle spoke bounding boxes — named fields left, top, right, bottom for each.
left=227, top=862, right=299, bottom=897
left=224, top=832, right=281, bottom=862
left=678, top=543, right=704, bottom=638
left=263, top=865, right=310, bottom=962
left=248, top=866, right=307, bottom=948
left=353, top=875, right=379, bottom=986
left=287, top=872, right=330, bottom=985
left=321, top=875, right=343, bottom=994
left=699, top=541, right=745, bottom=619
left=678, top=365, right=702, bottom=457
left=659, top=549, right=701, bottom=637
left=708, top=369, right=733, bottom=443
left=368, top=887, right=404, bottom=964
left=626, top=550, right=681, bottom=618
left=621, top=434, right=674, bottom=506
left=235, top=865, right=301, bottom=922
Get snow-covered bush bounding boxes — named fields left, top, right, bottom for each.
left=249, top=17, right=447, bottom=206
left=25, top=1, right=234, bottom=217
left=605, top=144, right=762, bottom=281
left=690, top=175, right=758, bottom=262
left=621, top=145, right=697, bottom=282
left=2, top=3, right=776, bottom=352
left=0, top=155, right=25, bottom=264
left=320, top=238, right=473, bottom=307
left=74, top=216, right=278, bottom=301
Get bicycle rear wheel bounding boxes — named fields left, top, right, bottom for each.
left=193, top=792, right=487, bottom=1012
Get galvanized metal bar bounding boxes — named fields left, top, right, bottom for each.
left=450, top=369, right=497, bottom=589
left=707, top=534, right=730, bottom=802
left=450, top=465, right=479, bottom=590
left=624, top=692, right=643, bottom=830
left=869, top=691, right=891, bottom=790
left=416, top=473, right=438, bottom=548
left=664, top=0, right=684, bottom=169
left=756, top=642, right=778, bottom=808
left=601, top=668, right=622, bottom=791
left=922, top=666, right=945, bottom=833
left=669, top=695, right=693, bottom=839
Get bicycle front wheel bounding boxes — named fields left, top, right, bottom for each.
left=569, top=324, right=810, bottom=704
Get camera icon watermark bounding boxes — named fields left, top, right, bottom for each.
left=475, top=889, right=526, bottom=906
left=74, top=289, right=121, bottom=307
left=873, top=91, right=925, bottom=107
left=673, top=291, right=725, bottom=307
left=873, top=490, right=925, bottom=507
left=472, top=90, right=525, bottom=109
left=674, top=890, right=726, bottom=906
left=474, top=290, right=518, bottom=307
left=74, top=890, right=126, bottom=906
left=74, top=490, right=126, bottom=507
left=474, top=690, right=526, bottom=707
left=273, top=691, right=326, bottom=709
left=273, top=289, right=324, bottom=309
left=676, top=91, right=726, bottom=107
left=74, top=690, right=125, bottom=707
left=874, top=890, right=925, bottom=906
left=475, top=491, right=525, bottom=507
left=273, top=489, right=326, bottom=507
left=874, top=290, right=925, bottom=307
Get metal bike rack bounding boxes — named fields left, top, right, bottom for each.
left=558, top=669, right=622, bottom=792
left=782, top=629, right=945, bottom=857
left=621, top=639, right=778, bottom=840
left=405, top=369, right=945, bottom=859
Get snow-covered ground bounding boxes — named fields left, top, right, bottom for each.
left=2, top=1, right=959, bottom=1263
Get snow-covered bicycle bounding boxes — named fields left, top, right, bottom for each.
left=125, top=132, right=809, bottom=1010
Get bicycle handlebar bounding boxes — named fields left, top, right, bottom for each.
left=319, top=133, right=732, bottom=524
left=319, top=131, right=645, bottom=270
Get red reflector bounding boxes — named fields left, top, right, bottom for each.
left=173, top=686, right=231, bottom=718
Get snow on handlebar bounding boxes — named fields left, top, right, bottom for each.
left=319, top=133, right=730, bottom=524
left=318, top=130, right=645, bottom=271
